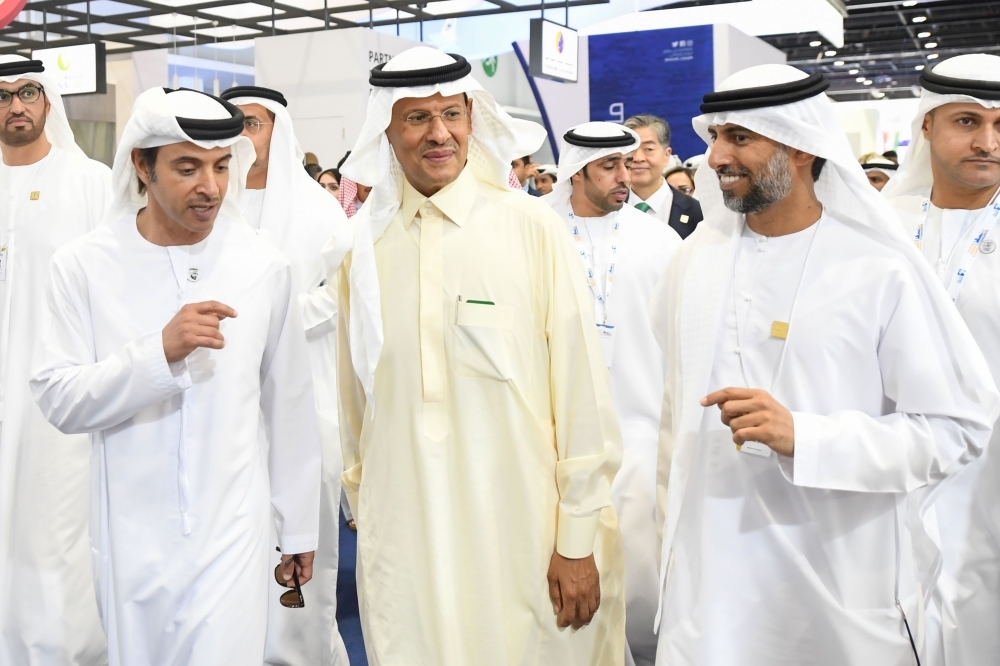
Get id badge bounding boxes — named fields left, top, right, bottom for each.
left=597, top=323, right=617, bottom=368
left=0, top=246, right=8, bottom=281
left=737, top=441, right=772, bottom=458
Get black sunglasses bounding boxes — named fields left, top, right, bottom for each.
left=274, top=547, right=305, bottom=608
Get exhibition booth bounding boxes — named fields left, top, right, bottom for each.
left=36, top=0, right=916, bottom=169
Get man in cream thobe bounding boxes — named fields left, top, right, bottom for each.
left=0, top=55, right=111, bottom=666
left=337, top=47, right=625, bottom=665
left=882, top=53, right=1000, bottom=666
left=651, top=64, right=998, bottom=666
left=30, top=87, right=321, bottom=666
left=220, top=84, right=351, bottom=666
left=545, top=121, right=681, bottom=666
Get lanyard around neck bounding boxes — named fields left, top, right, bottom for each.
left=569, top=210, right=619, bottom=325
left=914, top=186, right=1000, bottom=303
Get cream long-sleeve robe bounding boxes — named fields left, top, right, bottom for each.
left=30, top=213, right=321, bottom=666
left=0, top=145, right=111, bottom=666
left=891, top=194, right=1000, bottom=666
left=241, top=177, right=354, bottom=666
left=651, top=211, right=996, bottom=666
left=551, top=201, right=680, bottom=666
left=338, top=166, right=625, bottom=666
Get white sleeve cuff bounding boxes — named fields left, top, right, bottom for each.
left=143, top=331, right=191, bottom=393
left=788, top=412, right=822, bottom=487
left=278, top=533, right=319, bottom=555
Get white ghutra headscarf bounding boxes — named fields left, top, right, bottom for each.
left=109, top=87, right=255, bottom=224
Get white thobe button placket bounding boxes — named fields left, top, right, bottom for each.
left=167, top=246, right=194, bottom=536
left=418, top=205, right=449, bottom=441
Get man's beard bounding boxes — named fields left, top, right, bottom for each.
left=0, top=112, right=45, bottom=148
left=721, top=148, right=793, bottom=214
left=584, top=177, right=627, bottom=214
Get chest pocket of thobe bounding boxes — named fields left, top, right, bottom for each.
left=451, top=300, right=514, bottom=381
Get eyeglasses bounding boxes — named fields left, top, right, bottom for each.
left=400, top=107, right=469, bottom=127
left=243, top=118, right=274, bottom=134
left=0, top=85, right=44, bottom=109
left=274, top=547, right=305, bottom=608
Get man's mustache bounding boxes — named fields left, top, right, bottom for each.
left=5, top=113, right=32, bottom=128
left=715, top=165, right=751, bottom=177
left=186, top=196, right=220, bottom=207
left=419, top=140, right=459, bottom=156
left=963, top=152, right=1000, bottom=165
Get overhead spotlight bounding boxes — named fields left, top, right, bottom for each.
left=864, top=80, right=873, bottom=85
left=927, top=53, right=939, bottom=59
left=925, top=42, right=938, bottom=48
left=872, top=91, right=886, bottom=99
left=809, top=40, right=822, bottom=47
left=834, top=60, right=845, bottom=66
left=825, top=50, right=837, bottom=57
left=917, top=31, right=931, bottom=38
left=902, top=0, right=918, bottom=5
left=849, top=69, right=860, bottom=75
left=856, top=77, right=866, bottom=82
left=912, top=16, right=927, bottom=23
left=915, top=64, right=925, bottom=70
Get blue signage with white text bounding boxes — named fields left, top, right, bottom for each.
left=589, top=25, right=715, bottom=161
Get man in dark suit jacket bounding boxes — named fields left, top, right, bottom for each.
left=624, top=114, right=704, bottom=239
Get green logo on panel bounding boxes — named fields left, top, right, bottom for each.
left=482, top=56, right=498, bottom=78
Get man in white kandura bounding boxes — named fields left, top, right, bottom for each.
left=650, top=64, right=999, bottom=666
left=0, top=55, right=111, bottom=666
left=882, top=53, right=1000, bottom=666
left=337, top=47, right=625, bottom=665
left=220, top=84, right=351, bottom=666
left=545, top=121, right=681, bottom=666
left=30, top=87, right=321, bottom=666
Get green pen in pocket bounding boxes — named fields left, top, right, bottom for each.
left=466, top=299, right=495, bottom=305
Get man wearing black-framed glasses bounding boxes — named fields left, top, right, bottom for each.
left=0, top=54, right=111, bottom=665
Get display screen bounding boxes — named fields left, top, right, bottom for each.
left=529, top=19, right=578, bottom=83
left=32, top=42, right=106, bottom=96
left=589, top=25, right=715, bottom=161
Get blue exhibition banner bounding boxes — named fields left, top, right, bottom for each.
left=589, top=24, right=715, bottom=161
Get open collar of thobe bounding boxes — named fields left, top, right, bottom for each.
left=399, top=163, right=477, bottom=231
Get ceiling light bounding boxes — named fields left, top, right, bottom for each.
left=849, top=69, right=859, bottom=75
left=927, top=53, right=939, bottom=59
left=925, top=42, right=938, bottom=48
left=915, top=65, right=925, bottom=70
left=912, top=16, right=927, bottom=23
left=825, top=50, right=837, bottom=57
left=864, top=80, right=873, bottom=85
left=917, top=31, right=931, bottom=38
left=873, top=91, right=886, bottom=99
left=856, top=77, right=866, bottom=82
left=834, top=60, right=845, bottom=66
left=809, top=40, right=822, bottom=47
left=902, top=1, right=918, bottom=5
